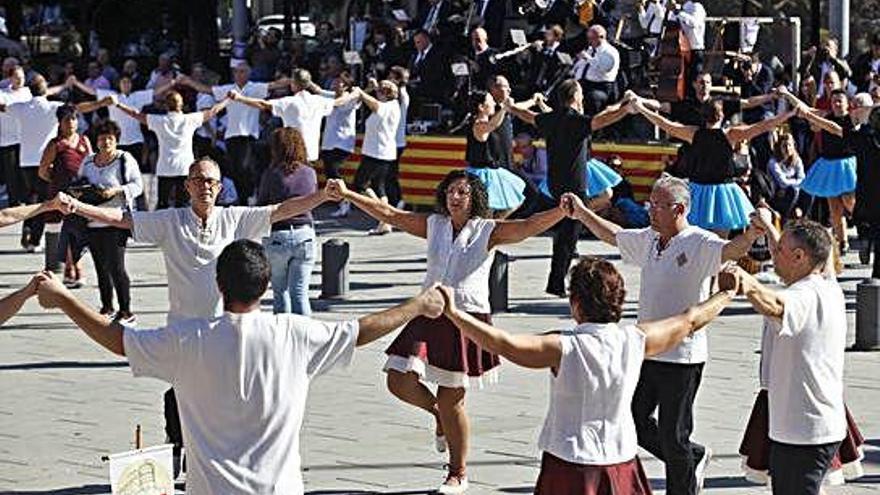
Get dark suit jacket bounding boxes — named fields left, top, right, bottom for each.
left=410, top=44, right=451, bottom=101
left=413, top=1, right=455, bottom=37
left=475, top=0, right=507, bottom=48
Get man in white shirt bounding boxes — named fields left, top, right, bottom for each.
left=179, top=62, right=290, bottom=204
left=55, top=156, right=336, bottom=475
left=563, top=176, right=764, bottom=495
left=637, top=0, right=666, bottom=53
left=32, top=239, right=446, bottom=495
left=574, top=25, right=620, bottom=115
left=228, top=69, right=356, bottom=166
left=725, top=219, right=846, bottom=495
left=672, top=0, right=706, bottom=95
left=0, top=66, right=32, bottom=217
left=113, top=90, right=228, bottom=209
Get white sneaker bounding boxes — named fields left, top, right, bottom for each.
left=434, top=434, right=447, bottom=453
left=437, top=474, right=468, bottom=494
left=695, top=447, right=711, bottom=494
left=330, top=201, right=350, bottom=218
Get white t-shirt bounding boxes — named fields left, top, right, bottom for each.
left=124, top=311, right=359, bottom=495
left=78, top=151, right=143, bottom=228
left=97, top=89, right=153, bottom=145
left=395, top=87, right=410, bottom=148
left=195, top=93, right=217, bottom=140
left=5, top=96, right=63, bottom=167
left=0, top=86, right=32, bottom=146
left=213, top=82, right=268, bottom=139
left=146, top=112, right=204, bottom=177
left=616, top=226, right=726, bottom=363
left=132, top=206, right=272, bottom=323
left=271, top=91, right=335, bottom=161
left=538, top=323, right=646, bottom=465
left=320, top=90, right=360, bottom=153
left=675, top=0, right=707, bottom=50
left=764, top=274, right=847, bottom=445
left=423, top=214, right=496, bottom=313
left=362, top=100, right=400, bottom=161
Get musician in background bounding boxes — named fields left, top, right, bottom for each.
left=470, top=27, right=500, bottom=91
left=529, top=25, right=569, bottom=96
left=472, top=0, right=507, bottom=48
left=573, top=25, right=620, bottom=115
left=414, top=0, right=453, bottom=40
left=409, top=30, right=451, bottom=107
left=637, top=0, right=666, bottom=54
left=529, top=0, right=576, bottom=32
left=671, top=0, right=707, bottom=97
left=800, top=36, right=852, bottom=98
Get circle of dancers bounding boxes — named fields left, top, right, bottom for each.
left=1, top=64, right=874, bottom=495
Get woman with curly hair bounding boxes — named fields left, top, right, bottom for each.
left=328, top=170, right=566, bottom=493
left=256, top=127, right=318, bottom=315
left=437, top=253, right=736, bottom=495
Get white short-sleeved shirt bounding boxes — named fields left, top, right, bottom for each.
left=97, top=89, right=153, bottom=145
left=271, top=91, right=335, bottom=161
left=0, top=86, right=32, bottom=146
left=395, top=88, right=410, bottom=148
left=321, top=91, right=360, bottom=153
left=195, top=93, right=217, bottom=139
left=146, top=112, right=204, bottom=177
left=132, top=206, right=272, bottom=322
left=616, top=226, right=726, bottom=363
left=5, top=96, right=63, bottom=167
left=362, top=100, right=401, bottom=161
left=539, top=323, right=646, bottom=464
left=124, top=311, right=359, bottom=495
left=764, top=274, right=847, bottom=445
left=423, top=214, right=496, bottom=313
left=213, top=82, right=269, bottom=139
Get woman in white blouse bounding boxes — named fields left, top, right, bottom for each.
left=437, top=238, right=736, bottom=495
left=328, top=171, right=566, bottom=494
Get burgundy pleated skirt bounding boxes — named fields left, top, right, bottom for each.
left=739, top=389, right=864, bottom=481
left=384, top=313, right=501, bottom=388
left=534, top=452, right=653, bottom=495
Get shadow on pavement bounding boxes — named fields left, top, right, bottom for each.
left=0, top=360, right=128, bottom=371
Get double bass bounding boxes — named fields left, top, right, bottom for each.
left=654, top=2, right=691, bottom=102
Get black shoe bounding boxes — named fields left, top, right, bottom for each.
left=546, top=287, right=567, bottom=298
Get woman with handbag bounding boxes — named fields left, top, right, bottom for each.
left=76, top=120, right=143, bottom=323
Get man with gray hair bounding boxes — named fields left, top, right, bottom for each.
left=561, top=175, right=765, bottom=495
left=724, top=219, right=845, bottom=495
left=228, top=69, right=359, bottom=165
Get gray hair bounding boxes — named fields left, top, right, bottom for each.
left=652, top=174, right=691, bottom=213
left=188, top=157, right=222, bottom=178
left=292, top=69, right=312, bottom=87
left=784, top=219, right=833, bottom=271
left=851, top=92, right=873, bottom=108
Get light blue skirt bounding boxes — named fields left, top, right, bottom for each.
left=801, top=156, right=857, bottom=198
left=688, top=182, right=755, bottom=230
left=466, top=167, right=526, bottom=210
left=538, top=158, right=623, bottom=199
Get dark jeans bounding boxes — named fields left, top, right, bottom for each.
left=87, top=227, right=131, bottom=313
left=320, top=148, right=350, bottom=180
left=226, top=136, right=256, bottom=204
left=157, top=176, right=188, bottom=209
left=354, top=156, right=393, bottom=198
left=21, top=168, right=46, bottom=247
left=858, top=223, right=880, bottom=278
left=770, top=187, right=800, bottom=221
left=387, top=146, right=406, bottom=206
left=632, top=360, right=705, bottom=495
left=769, top=440, right=840, bottom=495
left=0, top=144, right=22, bottom=201
left=547, top=217, right=582, bottom=294
left=582, top=80, right=617, bottom=115
left=164, top=388, right=182, bottom=449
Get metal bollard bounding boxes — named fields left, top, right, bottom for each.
left=489, top=251, right=509, bottom=313
left=321, top=239, right=350, bottom=299
left=43, top=230, right=62, bottom=273
left=855, top=279, right=880, bottom=351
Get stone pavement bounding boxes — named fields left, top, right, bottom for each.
left=0, top=207, right=878, bottom=494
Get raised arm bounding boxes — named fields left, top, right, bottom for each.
left=563, top=192, right=622, bottom=245
left=638, top=287, right=735, bottom=356
left=0, top=199, right=57, bottom=228
left=357, top=287, right=444, bottom=346
left=61, top=193, right=134, bottom=230
left=267, top=77, right=292, bottom=91
left=268, top=187, right=329, bottom=225
left=202, top=97, right=231, bottom=122
left=67, top=76, right=97, bottom=97
left=227, top=91, right=272, bottom=112
left=332, top=180, right=428, bottom=238
left=727, top=110, right=795, bottom=143
left=0, top=277, right=38, bottom=326
left=741, top=92, right=776, bottom=109
left=440, top=286, right=562, bottom=369
left=76, top=95, right=115, bottom=114
left=115, top=100, right=148, bottom=125
left=357, top=90, right=382, bottom=113
left=721, top=219, right=762, bottom=261
left=791, top=105, right=844, bottom=137
left=730, top=265, right=785, bottom=320
left=488, top=201, right=566, bottom=249
left=633, top=100, right=697, bottom=142
left=178, top=74, right=213, bottom=94
left=35, top=272, right=125, bottom=355
left=333, top=88, right=362, bottom=107
left=592, top=100, right=633, bottom=131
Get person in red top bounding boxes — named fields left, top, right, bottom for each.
left=38, top=104, right=93, bottom=288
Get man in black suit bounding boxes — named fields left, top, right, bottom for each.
left=529, top=25, right=570, bottom=96
left=409, top=29, right=450, bottom=107
left=470, top=27, right=500, bottom=90
left=413, top=0, right=454, bottom=41
left=472, top=0, right=507, bottom=48
left=530, top=0, right=576, bottom=31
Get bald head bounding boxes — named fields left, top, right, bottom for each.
left=587, top=25, right=607, bottom=47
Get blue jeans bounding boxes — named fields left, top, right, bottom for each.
left=263, top=227, right=316, bottom=315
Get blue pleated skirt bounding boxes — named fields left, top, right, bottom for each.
left=801, top=156, right=857, bottom=198
left=466, top=167, right=526, bottom=210
left=688, top=182, right=755, bottom=230
left=538, top=158, right=623, bottom=199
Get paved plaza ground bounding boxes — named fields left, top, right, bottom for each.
left=0, top=206, right=878, bottom=494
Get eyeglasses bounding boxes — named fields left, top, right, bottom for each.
left=646, top=201, right=681, bottom=211
left=187, top=176, right=221, bottom=188
left=446, top=186, right=472, bottom=197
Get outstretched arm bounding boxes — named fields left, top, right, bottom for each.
left=178, top=75, right=213, bottom=94
left=737, top=266, right=785, bottom=320
left=792, top=105, right=844, bottom=137
left=228, top=91, right=272, bottom=112
left=591, top=100, right=633, bottom=131
left=268, top=188, right=329, bottom=224
left=357, top=287, right=445, bottom=346
left=115, top=100, right=148, bottom=125
left=35, top=273, right=125, bottom=355
left=0, top=199, right=57, bottom=228
left=634, top=101, right=697, bottom=143
left=489, top=202, right=566, bottom=249
left=202, top=97, right=231, bottom=122
left=332, top=180, right=429, bottom=238
left=563, top=192, right=622, bottom=246
left=76, top=95, right=115, bottom=114
left=727, top=110, right=795, bottom=143
left=440, top=286, right=562, bottom=369
left=61, top=194, right=134, bottom=230
left=0, top=277, right=38, bottom=326
left=638, top=287, right=735, bottom=356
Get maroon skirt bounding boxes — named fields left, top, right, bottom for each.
left=535, top=452, right=653, bottom=495
left=384, top=313, right=500, bottom=388
left=739, top=389, right=864, bottom=477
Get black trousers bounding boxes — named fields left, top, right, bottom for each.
left=769, top=440, right=840, bottom=495
left=387, top=146, right=406, bottom=206
left=320, top=148, right=350, bottom=180
left=226, top=136, right=256, bottom=204
left=0, top=144, right=22, bottom=200
left=87, top=227, right=131, bottom=313
left=632, top=360, right=705, bottom=495
left=354, top=156, right=393, bottom=198
left=547, top=217, right=582, bottom=294
left=157, top=176, right=188, bottom=210
left=21, top=168, right=46, bottom=247
left=164, top=388, right=182, bottom=449
left=582, top=80, right=617, bottom=116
